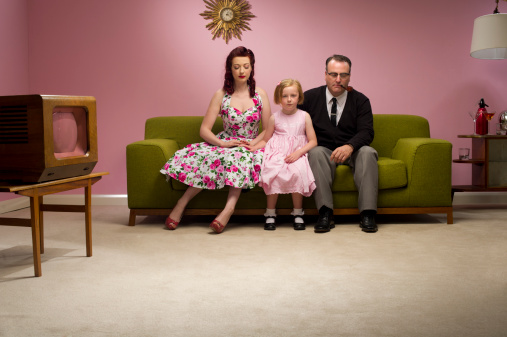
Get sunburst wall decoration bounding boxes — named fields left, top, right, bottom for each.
left=200, top=0, right=256, bottom=44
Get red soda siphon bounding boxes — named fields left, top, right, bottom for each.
left=475, top=98, right=489, bottom=135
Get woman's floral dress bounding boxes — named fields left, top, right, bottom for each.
left=160, top=91, right=264, bottom=190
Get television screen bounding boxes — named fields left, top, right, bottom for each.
left=53, top=107, right=87, bottom=158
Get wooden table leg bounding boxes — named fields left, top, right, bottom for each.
left=39, top=196, right=44, bottom=254
left=1, top=172, right=108, bottom=277
left=85, top=179, right=92, bottom=257
left=30, top=191, right=42, bottom=277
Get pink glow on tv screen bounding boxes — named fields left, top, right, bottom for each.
left=52, top=107, right=88, bottom=158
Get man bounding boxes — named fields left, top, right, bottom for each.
left=299, top=55, right=378, bottom=233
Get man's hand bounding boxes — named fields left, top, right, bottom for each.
left=330, top=144, right=353, bottom=163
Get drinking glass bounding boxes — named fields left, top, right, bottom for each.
left=459, top=148, right=470, bottom=160
left=468, top=110, right=478, bottom=135
left=484, top=110, right=496, bottom=121
left=484, top=110, right=496, bottom=134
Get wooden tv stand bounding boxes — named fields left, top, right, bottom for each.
left=0, top=172, right=108, bottom=277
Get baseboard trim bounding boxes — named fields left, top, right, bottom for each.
left=43, top=194, right=129, bottom=206
left=0, top=192, right=506, bottom=215
left=0, top=196, right=30, bottom=214
left=452, top=191, right=507, bottom=205
left=0, top=194, right=128, bottom=214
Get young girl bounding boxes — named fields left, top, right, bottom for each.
left=248, top=79, right=317, bottom=230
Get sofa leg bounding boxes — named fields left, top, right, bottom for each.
left=447, top=208, right=454, bottom=225
left=129, top=209, right=137, bottom=226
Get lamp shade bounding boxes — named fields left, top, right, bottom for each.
left=470, top=13, right=507, bottom=59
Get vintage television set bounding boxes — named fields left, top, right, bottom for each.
left=0, top=95, right=97, bottom=183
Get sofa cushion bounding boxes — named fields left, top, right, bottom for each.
left=171, top=178, right=266, bottom=192
left=331, top=157, right=407, bottom=192
left=172, top=157, right=407, bottom=192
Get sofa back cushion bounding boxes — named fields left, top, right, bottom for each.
left=145, top=114, right=430, bottom=158
left=145, top=116, right=224, bottom=148
left=371, top=114, right=430, bottom=157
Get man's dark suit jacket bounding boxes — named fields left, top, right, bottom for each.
left=299, top=85, right=374, bottom=152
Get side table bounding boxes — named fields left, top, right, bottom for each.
left=452, top=135, right=507, bottom=195
left=0, top=172, right=108, bottom=277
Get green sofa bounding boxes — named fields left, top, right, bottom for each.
left=126, top=114, right=453, bottom=226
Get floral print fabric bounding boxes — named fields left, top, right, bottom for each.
left=160, top=91, right=264, bottom=190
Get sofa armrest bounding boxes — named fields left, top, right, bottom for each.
left=129, top=139, right=180, bottom=162
left=392, top=138, right=453, bottom=206
left=126, top=139, right=180, bottom=209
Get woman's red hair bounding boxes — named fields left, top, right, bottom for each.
left=223, top=46, right=256, bottom=98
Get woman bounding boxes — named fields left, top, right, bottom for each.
left=160, top=46, right=271, bottom=233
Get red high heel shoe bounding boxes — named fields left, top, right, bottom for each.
left=165, top=216, right=179, bottom=230
left=209, top=219, right=225, bottom=234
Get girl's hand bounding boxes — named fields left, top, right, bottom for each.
left=244, top=143, right=260, bottom=152
left=285, top=151, right=302, bottom=163
left=245, top=139, right=266, bottom=152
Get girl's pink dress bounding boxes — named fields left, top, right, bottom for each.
left=260, top=109, right=316, bottom=196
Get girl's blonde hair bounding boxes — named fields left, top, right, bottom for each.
left=274, top=79, right=304, bottom=105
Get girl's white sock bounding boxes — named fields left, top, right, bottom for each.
left=291, top=208, right=304, bottom=216
left=292, top=208, right=304, bottom=224
left=264, top=208, right=276, bottom=217
left=264, top=208, right=276, bottom=225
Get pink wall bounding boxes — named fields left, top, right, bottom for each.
left=0, top=0, right=28, bottom=202
left=0, top=0, right=28, bottom=94
left=3, top=0, right=507, bottom=196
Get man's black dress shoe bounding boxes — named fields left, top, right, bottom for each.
left=360, top=211, right=378, bottom=233
left=314, top=206, right=335, bottom=233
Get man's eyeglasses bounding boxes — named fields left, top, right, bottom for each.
left=326, top=72, right=350, bottom=79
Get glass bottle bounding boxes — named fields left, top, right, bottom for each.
left=475, top=98, right=489, bottom=135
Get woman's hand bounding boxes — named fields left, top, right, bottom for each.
left=239, top=139, right=251, bottom=147
left=220, top=139, right=243, bottom=148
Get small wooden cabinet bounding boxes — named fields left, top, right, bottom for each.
left=453, top=135, right=507, bottom=192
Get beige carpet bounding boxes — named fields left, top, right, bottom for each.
left=1, top=205, right=506, bottom=337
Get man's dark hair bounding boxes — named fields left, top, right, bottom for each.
left=325, top=55, right=352, bottom=73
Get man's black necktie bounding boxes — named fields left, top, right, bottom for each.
left=330, top=97, right=337, bottom=126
